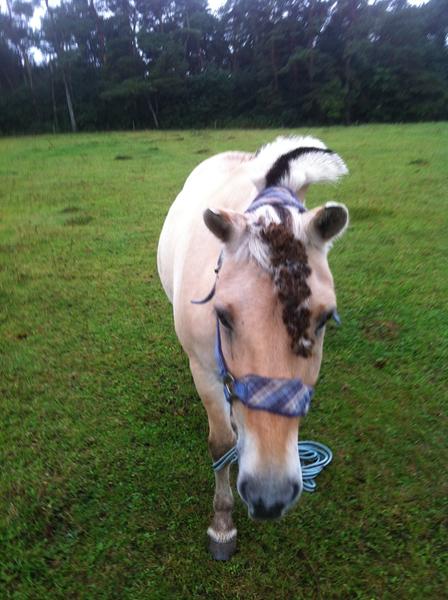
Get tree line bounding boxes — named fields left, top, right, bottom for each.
left=0, top=0, right=447, bottom=134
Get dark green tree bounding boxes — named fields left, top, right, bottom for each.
left=0, top=0, right=447, bottom=133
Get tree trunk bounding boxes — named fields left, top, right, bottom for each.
left=62, top=70, right=77, bottom=132
left=147, top=96, right=159, bottom=129
left=45, top=0, right=77, bottom=132
left=50, top=61, right=59, bottom=133
left=5, top=0, right=31, bottom=92
left=1, top=66, right=15, bottom=91
left=271, top=37, right=278, bottom=92
left=19, top=42, right=40, bottom=120
left=5, top=0, right=12, bottom=20
left=22, top=47, right=34, bottom=91
left=89, top=0, right=106, bottom=65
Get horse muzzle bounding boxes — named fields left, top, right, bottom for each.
left=237, top=473, right=302, bottom=520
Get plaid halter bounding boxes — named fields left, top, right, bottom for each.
left=245, top=186, right=307, bottom=214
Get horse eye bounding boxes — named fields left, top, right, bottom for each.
left=217, top=309, right=233, bottom=330
left=315, top=310, right=339, bottom=334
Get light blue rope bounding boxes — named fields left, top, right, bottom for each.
left=297, top=441, right=333, bottom=492
left=212, top=440, right=332, bottom=493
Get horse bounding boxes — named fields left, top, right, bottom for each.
left=157, top=135, right=349, bottom=560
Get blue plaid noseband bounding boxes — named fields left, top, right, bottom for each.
left=192, top=186, right=314, bottom=418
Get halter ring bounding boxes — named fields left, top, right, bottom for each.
left=223, top=373, right=237, bottom=400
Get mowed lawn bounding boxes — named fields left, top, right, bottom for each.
left=0, top=124, right=447, bottom=599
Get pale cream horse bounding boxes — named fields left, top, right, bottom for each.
left=157, top=136, right=349, bottom=560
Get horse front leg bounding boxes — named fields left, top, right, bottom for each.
left=190, top=361, right=237, bottom=560
left=208, top=429, right=237, bottom=560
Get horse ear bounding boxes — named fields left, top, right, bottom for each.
left=308, top=202, right=349, bottom=245
left=203, top=209, right=246, bottom=243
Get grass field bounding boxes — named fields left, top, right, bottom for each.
left=1, top=124, right=447, bottom=599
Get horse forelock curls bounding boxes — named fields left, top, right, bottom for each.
left=260, top=222, right=313, bottom=358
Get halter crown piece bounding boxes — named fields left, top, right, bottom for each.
left=192, top=186, right=333, bottom=490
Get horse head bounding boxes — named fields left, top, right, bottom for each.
left=203, top=155, right=349, bottom=520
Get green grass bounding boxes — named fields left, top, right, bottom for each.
left=1, top=125, right=447, bottom=599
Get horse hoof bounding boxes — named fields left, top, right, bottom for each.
left=208, top=536, right=237, bottom=561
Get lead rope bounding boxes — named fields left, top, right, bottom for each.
left=212, top=440, right=332, bottom=493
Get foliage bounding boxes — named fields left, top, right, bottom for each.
left=0, top=0, right=447, bottom=132
left=0, top=124, right=447, bottom=597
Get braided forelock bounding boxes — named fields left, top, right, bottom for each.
left=259, top=222, right=314, bottom=358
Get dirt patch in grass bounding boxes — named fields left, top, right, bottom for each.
left=363, top=319, right=400, bottom=341
left=349, top=207, right=393, bottom=221
left=0, top=243, right=23, bottom=253
left=145, top=147, right=159, bottom=152
left=64, top=214, right=94, bottom=226
left=409, top=159, right=429, bottom=166
left=60, top=206, right=81, bottom=214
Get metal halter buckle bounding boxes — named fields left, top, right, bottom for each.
left=223, top=373, right=237, bottom=400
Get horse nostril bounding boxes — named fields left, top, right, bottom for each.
left=239, top=480, right=249, bottom=503
left=239, top=476, right=301, bottom=518
left=291, top=482, right=300, bottom=502
left=252, top=500, right=284, bottom=520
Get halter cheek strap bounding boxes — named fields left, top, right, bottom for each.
left=214, top=318, right=243, bottom=402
